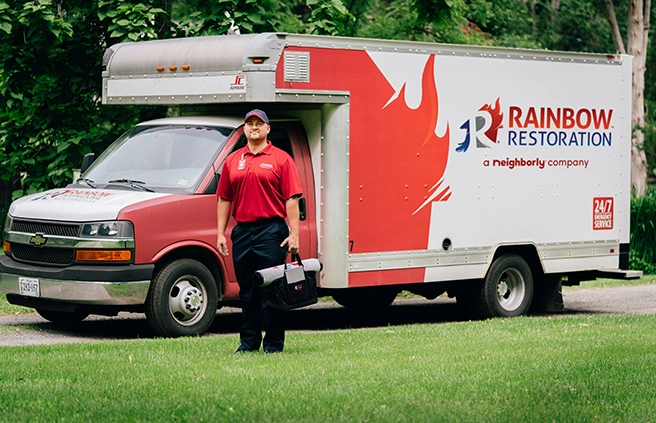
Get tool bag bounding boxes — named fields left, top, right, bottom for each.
left=253, top=253, right=321, bottom=311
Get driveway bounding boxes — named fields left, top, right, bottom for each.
left=1, top=284, right=655, bottom=346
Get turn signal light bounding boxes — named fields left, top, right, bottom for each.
left=76, top=250, right=131, bottom=262
left=169, top=66, right=177, bottom=71
left=156, top=66, right=165, bottom=72
left=181, top=65, right=190, bottom=70
left=3, top=241, right=10, bottom=254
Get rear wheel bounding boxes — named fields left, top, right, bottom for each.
left=476, top=254, right=533, bottom=318
left=145, top=259, right=218, bottom=337
left=37, top=308, right=89, bottom=325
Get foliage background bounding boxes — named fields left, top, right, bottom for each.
left=1, top=0, right=655, bottom=269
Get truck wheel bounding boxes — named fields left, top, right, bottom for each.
left=476, top=254, right=533, bottom=318
left=37, top=308, right=89, bottom=325
left=332, top=287, right=398, bottom=310
left=145, top=259, right=218, bottom=337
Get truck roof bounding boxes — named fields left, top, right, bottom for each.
left=102, top=33, right=627, bottom=106
left=136, top=116, right=245, bottom=128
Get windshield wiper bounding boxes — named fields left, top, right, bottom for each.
left=76, top=178, right=97, bottom=189
left=107, top=179, right=155, bottom=192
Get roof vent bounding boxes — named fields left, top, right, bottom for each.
left=284, top=51, right=310, bottom=82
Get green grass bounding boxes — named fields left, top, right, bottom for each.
left=568, top=274, right=656, bottom=290
left=0, top=292, right=33, bottom=316
left=0, top=315, right=655, bottom=422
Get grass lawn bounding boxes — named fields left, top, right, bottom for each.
left=1, top=314, right=655, bottom=423
left=567, top=274, right=656, bottom=289
left=0, top=292, right=32, bottom=316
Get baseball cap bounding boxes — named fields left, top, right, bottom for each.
left=244, top=109, right=269, bottom=124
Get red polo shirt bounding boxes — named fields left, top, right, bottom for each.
left=217, top=141, right=303, bottom=223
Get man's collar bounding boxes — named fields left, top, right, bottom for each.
left=243, top=140, right=272, bottom=155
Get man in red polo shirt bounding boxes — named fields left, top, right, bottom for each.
left=217, top=109, right=302, bottom=354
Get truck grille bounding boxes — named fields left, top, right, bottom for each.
left=10, top=244, right=75, bottom=266
left=11, top=220, right=80, bottom=237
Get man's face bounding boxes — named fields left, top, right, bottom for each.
left=244, top=117, right=270, bottom=142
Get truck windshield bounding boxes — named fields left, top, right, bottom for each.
left=83, top=125, right=233, bottom=193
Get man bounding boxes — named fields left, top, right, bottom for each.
left=217, top=109, right=302, bottom=354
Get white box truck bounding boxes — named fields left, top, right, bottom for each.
left=0, top=33, right=641, bottom=336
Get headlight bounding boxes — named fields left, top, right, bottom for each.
left=4, top=214, right=13, bottom=232
left=80, top=221, right=133, bottom=238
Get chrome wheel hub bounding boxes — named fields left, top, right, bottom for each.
left=169, top=277, right=207, bottom=326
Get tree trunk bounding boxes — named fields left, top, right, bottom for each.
left=604, top=0, right=627, bottom=54
left=605, top=0, right=650, bottom=195
left=628, top=0, right=648, bottom=195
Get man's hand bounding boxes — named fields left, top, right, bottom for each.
left=218, top=234, right=229, bottom=256
left=281, top=233, right=299, bottom=255
left=283, top=196, right=301, bottom=254
left=217, top=197, right=232, bottom=257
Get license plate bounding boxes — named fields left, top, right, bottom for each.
left=19, top=277, right=40, bottom=297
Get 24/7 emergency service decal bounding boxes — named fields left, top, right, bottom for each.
left=593, top=197, right=614, bottom=230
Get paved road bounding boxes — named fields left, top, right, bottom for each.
left=1, top=284, right=655, bottom=346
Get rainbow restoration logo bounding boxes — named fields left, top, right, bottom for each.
left=454, top=98, right=613, bottom=169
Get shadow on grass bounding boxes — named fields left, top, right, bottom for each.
left=0, top=295, right=618, bottom=343
left=6, top=288, right=640, bottom=343
left=1, top=298, right=471, bottom=341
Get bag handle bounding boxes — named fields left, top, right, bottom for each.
left=291, top=252, right=303, bottom=267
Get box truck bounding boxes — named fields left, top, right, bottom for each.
left=0, top=33, right=641, bottom=336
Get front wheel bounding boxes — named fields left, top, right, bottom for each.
left=476, top=254, right=533, bottom=318
left=145, top=259, right=218, bottom=337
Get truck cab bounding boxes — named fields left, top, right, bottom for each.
left=1, top=115, right=316, bottom=336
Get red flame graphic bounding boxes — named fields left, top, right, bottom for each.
left=276, top=50, right=451, bottom=260
left=479, top=97, right=503, bottom=143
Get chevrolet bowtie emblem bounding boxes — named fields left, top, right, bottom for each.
left=29, top=233, right=48, bottom=247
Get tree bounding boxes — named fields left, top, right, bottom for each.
left=0, top=0, right=362, bottom=232
left=604, top=0, right=651, bottom=195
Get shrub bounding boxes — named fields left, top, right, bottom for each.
left=630, top=189, right=656, bottom=273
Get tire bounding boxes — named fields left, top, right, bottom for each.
left=476, top=254, right=533, bottom=318
left=37, top=308, right=89, bottom=325
left=145, top=259, right=218, bottom=337
left=332, top=287, right=398, bottom=310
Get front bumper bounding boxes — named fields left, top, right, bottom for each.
left=0, top=255, right=154, bottom=305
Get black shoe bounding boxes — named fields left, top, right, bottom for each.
left=234, top=348, right=258, bottom=354
left=264, top=349, right=282, bottom=354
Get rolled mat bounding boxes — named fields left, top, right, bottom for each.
left=253, top=258, right=323, bottom=287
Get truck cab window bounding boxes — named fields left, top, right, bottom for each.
left=83, top=125, right=231, bottom=193
left=231, top=129, right=294, bottom=158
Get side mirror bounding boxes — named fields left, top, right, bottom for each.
left=298, top=197, right=306, bottom=221
left=80, top=153, right=95, bottom=174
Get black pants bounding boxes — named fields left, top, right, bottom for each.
left=231, top=218, right=288, bottom=352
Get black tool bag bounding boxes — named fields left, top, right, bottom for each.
left=255, top=253, right=320, bottom=311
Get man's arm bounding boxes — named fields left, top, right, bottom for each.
left=281, top=196, right=300, bottom=254
left=217, top=197, right=232, bottom=256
